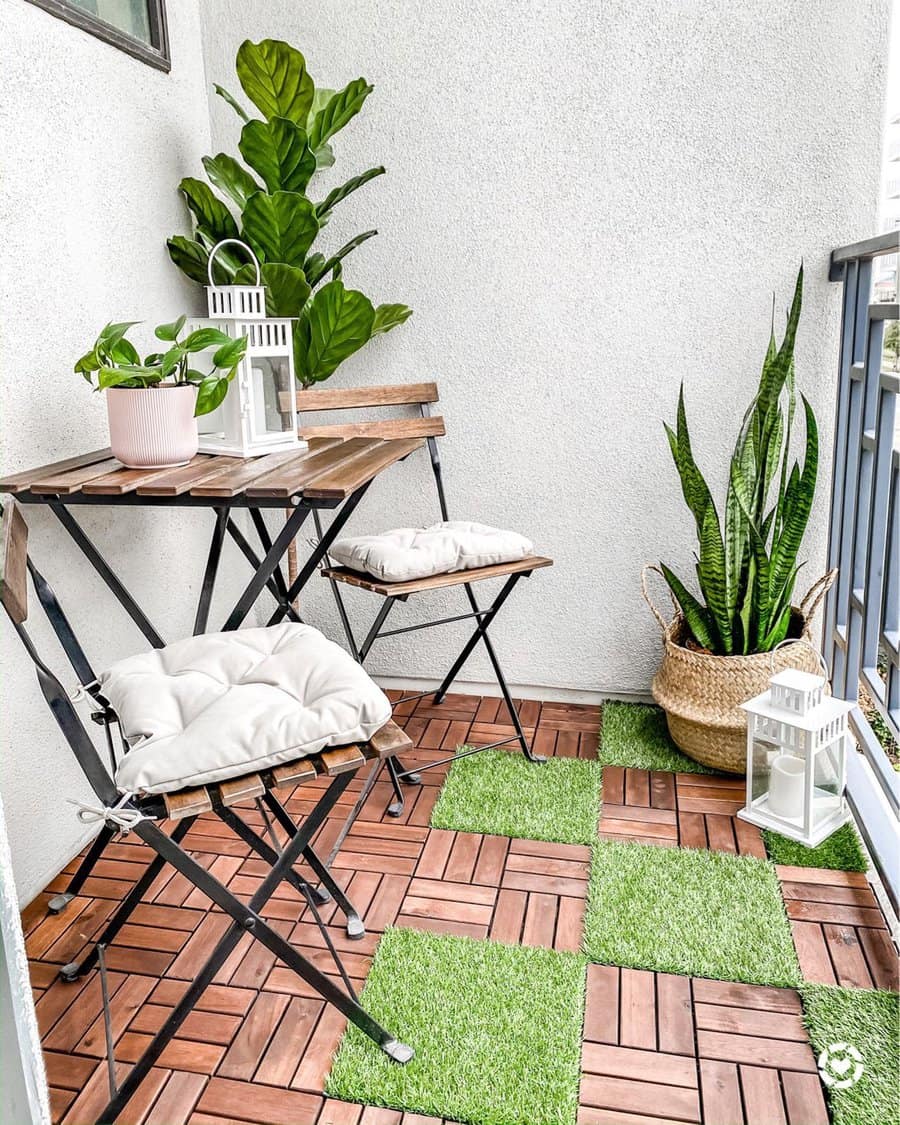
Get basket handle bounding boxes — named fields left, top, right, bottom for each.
left=641, top=564, right=678, bottom=634
left=207, top=239, right=261, bottom=287
left=798, top=568, right=837, bottom=622
left=768, top=637, right=829, bottom=680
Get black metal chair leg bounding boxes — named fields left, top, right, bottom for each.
left=386, top=756, right=407, bottom=817
left=60, top=817, right=196, bottom=981
left=47, top=823, right=115, bottom=913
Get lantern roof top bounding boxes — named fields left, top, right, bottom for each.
left=770, top=667, right=826, bottom=692
left=741, top=688, right=855, bottom=729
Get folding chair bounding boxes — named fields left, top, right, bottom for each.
left=0, top=499, right=413, bottom=1124
left=289, top=382, right=554, bottom=817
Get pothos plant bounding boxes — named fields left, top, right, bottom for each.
left=75, top=316, right=248, bottom=416
left=661, top=265, right=819, bottom=656
left=167, top=38, right=411, bottom=388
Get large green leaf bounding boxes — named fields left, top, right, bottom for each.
left=202, top=154, right=260, bottom=210
left=769, top=397, right=818, bottom=602
left=167, top=236, right=209, bottom=284
left=294, top=280, right=375, bottom=384
left=659, top=564, right=717, bottom=651
left=239, top=117, right=316, bottom=194
left=308, top=78, right=373, bottom=150
left=241, top=191, right=319, bottom=267
left=236, top=39, right=314, bottom=125
left=316, top=166, right=385, bottom=220
left=179, top=178, right=238, bottom=241
left=372, top=303, right=413, bottom=335
left=234, top=262, right=310, bottom=317
left=304, top=230, right=377, bottom=286
left=696, top=507, right=733, bottom=653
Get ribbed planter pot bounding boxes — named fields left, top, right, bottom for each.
left=643, top=569, right=836, bottom=774
left=106, top=385, right=198, bottom=469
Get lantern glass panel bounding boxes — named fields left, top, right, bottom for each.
left=249, top=356, right=294, bottom=441
left=750, top=734, right=775, bottom=807
left=811, top=738, right=845, bottom=823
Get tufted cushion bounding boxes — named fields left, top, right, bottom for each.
left=101, top=624, right=392, bottom=796
left=329, top=521, right=534, bottom=584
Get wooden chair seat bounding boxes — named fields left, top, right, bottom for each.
left=321, top=555, right=554, bottom=598
left=155, top=719, right=411, bottom=821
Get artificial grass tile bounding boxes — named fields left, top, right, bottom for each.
left=430, top=749, right=602, bottom=845
left=600, top=700, right=716, bottom=774
left=327, top=927, right=586, bottom=1125
left=763, top=821, right=868, bottom=873
left=584, top=839, right=801, bottom=987
left=801, top=984, right=899, bottom=1125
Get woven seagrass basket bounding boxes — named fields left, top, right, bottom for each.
left=641, top=567, right=836, bottom=774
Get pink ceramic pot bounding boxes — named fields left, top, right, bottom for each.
left=106, top=385, right=199, bottom=469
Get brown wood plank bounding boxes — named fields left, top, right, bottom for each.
left=0, top=447, right=112, bottom=493
left=583, top=964, right=619, bottom=1045
left=271, top=759, right=317, bottom=788
left=578, top=1074, right=701, bottom=1122
left=619, top=968, right=656, bottom=1050
left=218, top=991, right=290, bottom=1080
left=784, top=898, right=885, bottom=928
left=602, top=766, right=625, bottom=805
left=678, top=811, right=708, bottom=849
left=705, top=814, right=738, bottom=854
left=775, top=865, right=869, bottom=888
left=164, top=787, right=214, bottom=820
left=245, top=437, right=377, bottom=498
left=30, top=457, right=123, bottom=494
left=323, top=555, right=554, bottom=597
left=781, top=881, right=877, bottom=907
left=858, top=926, right=900, bottom=990
left=739, top=1065, right=786, bottom=1125
left=790, top=920, right=838, bottom=984
left=299, top=416, right=446, bottom=441
left=699, top=1060, right=744, bottom=1125
left=81, top=461, right=208, bottom=495
left=368, top=720, right=413, bottom=759
left=303, top=437, right=425, bottom=501
left=822, top=923, right=875, bottom=988
left=696, top=1030, right=817, bottom=1072
left=781, top=1070, right=830, bottom=1125
left=136, top=456, right=243, bottom=496
left=694, top=1002, right=807, bottom=1040
left=1, top=499, right=28, bottom=624
left=319, top=746, right=366, bottom=775
left=189, top=439, right=343, bottom=498
left=690, top=980, right=802, bottom=1014
left=657, top=973, right=695, bottom=1056
left=624, top=769, right=650, bottom=807
left=582, top=1042, right=697, bottom=1087
left=293, top=382, right=439, bottom=411
left=217, top=774, right=266, bottom=807
left=733, top=817, right=766, bottom=858
left=650, top=771, right=676, bottom=810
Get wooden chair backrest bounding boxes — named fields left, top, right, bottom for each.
left=278, top=382, right=446, bottom=441
left=0, top=499, right=28, bottom=624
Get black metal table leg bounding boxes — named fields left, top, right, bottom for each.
left=193, top=508, right=228, bottom=635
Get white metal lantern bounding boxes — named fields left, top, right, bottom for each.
left=738, top=642, right=854, bottom=847
left=193, top=240, right=305, bottom=458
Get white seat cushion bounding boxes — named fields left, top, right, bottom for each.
left=329, top=520, right=534, bottom=583
left=101, top=624, right=391, bottom=795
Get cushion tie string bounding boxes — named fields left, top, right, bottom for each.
left=67, top=791, right=149, bottom=834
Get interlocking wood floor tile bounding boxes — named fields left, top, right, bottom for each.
left=777, top=864, right=898, bottom=989
left=579, top=968, right=828, bottom=1125
left=599, top=767, right=766, bottom=856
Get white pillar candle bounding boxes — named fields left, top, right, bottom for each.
left=769, top=754, right=806, bottom=820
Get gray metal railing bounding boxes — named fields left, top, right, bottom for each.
left=827, top=230, right=900, bottom=909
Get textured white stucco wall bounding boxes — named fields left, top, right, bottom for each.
left=0, top=0, right=246, bottom=904
left=201, top=0, right=888, bottom=697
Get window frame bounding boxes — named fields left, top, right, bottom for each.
left=24, top=0, right=170, bottom=72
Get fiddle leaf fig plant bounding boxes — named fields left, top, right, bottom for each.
left=661, top=265, right=819, bottom=656
left=74, top=318, right=248, bottom=417
left=168, top=38, right=411, bottom=387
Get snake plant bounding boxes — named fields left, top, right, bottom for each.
left=167, top=39, right=411, bottom=387
left=661, top=265, right=819, bottom=655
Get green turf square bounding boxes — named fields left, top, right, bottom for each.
left=584, top=839, right=801, bottom=986
left=600, top=701, right=716, bottom=774
left=763, top=822, right=868, bottom=872
left=801, top=984, right=899, bottom=1125
left=326, top=927, right=586, bottom=1125
left=429, top=749, right=602, bottom=845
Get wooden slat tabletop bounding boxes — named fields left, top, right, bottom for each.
left=0, top=436, right=423, bottom=504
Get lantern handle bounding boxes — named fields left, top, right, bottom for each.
left=207, top=239, right=261, bottom=288
left=768, top=638, right=829, bottom=682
